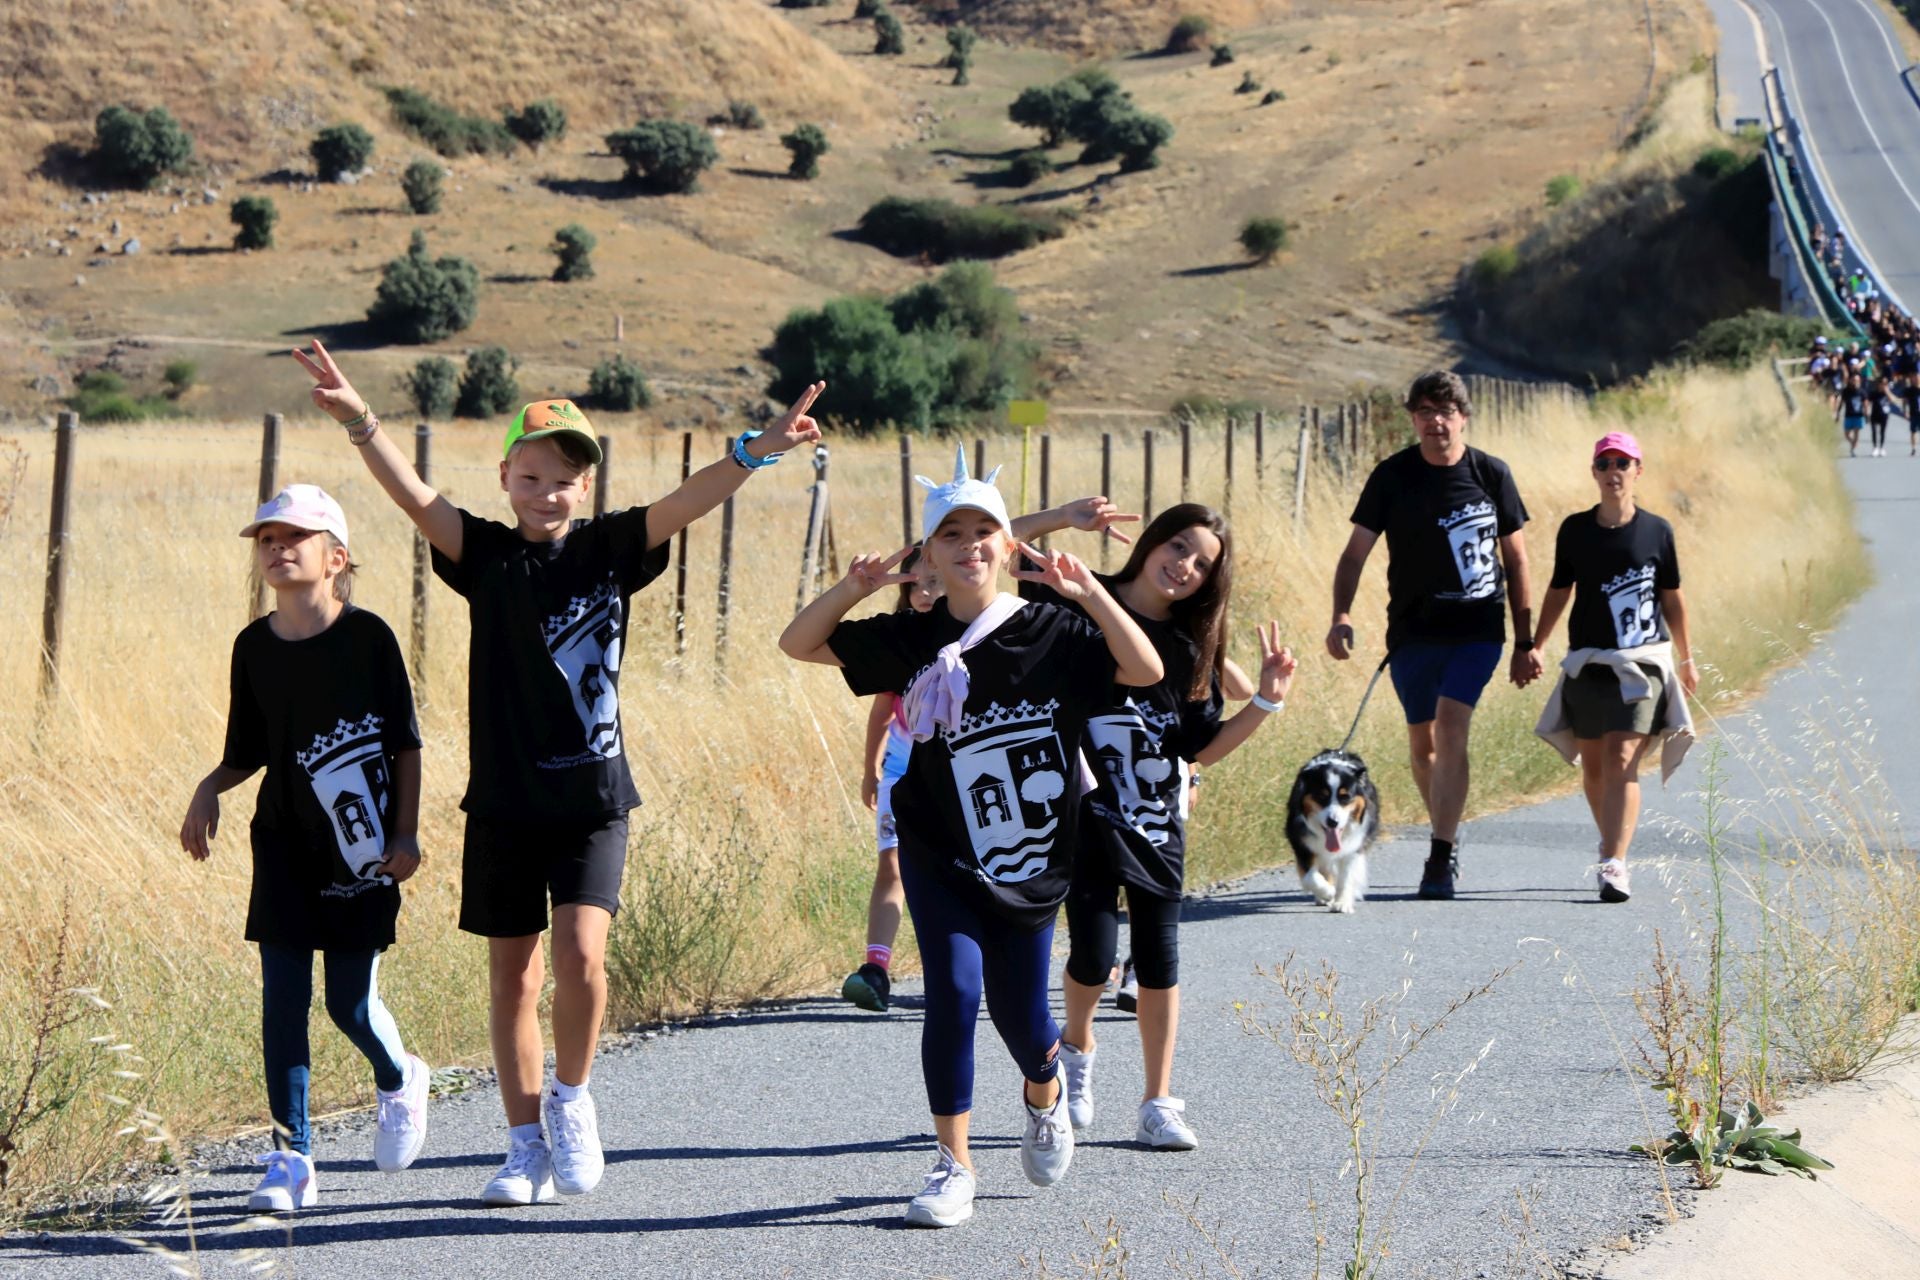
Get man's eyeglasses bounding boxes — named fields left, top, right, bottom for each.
left=1592, top=456, right=1636, bottom=472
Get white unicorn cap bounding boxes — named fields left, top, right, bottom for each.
left=916, top=445, right=1011, bottom=540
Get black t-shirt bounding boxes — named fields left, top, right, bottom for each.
left=1350, top=445, right=1529, bottom=648
left=829, top=597, right=1117, bottom=930
left=1549, top=508, right=1682, bottom=651
left=1843, top=390, right=1866, bottom=418
left=220, top=606, right=422, bottom=950
left=1019, top=576, right=1222, bottom=900
left=432, top=506, right=670, bottom=821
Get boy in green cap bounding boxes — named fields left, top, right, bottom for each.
left=292, top=339, right=824, bottom=1206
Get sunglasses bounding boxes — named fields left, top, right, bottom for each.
left=1592, top=456, right=1636, bottom=472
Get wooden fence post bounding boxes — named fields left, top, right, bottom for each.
left=1179, top=414, right=1192, bottom=502
left=1293, top=407, right=1310, bottom=527
left=1224, top=416, right=1235, bottom=512
left=1039, top=434, right=1051, bottom=524
left=674, top=431, right=692, bottom=663
left=898, top=434, right=914, bottom=549
left=411, top=423, right=431, bottom=693
left=974, top=437, right=986, bottom=482
left=1143, top=430, right=1155, bottom=518
left=593, top=433, right=611, bottom=518
left=1254, top=409, right=1266, bottom=483
left=39, top=411, right=78, bottom=698
left=1099, top=432, right=1113, bottom=569
left=252, top=412, right=281, bottom=620
left=798, top=443, right=830, bottom=610
left=714, top=494, right=736, bottom=678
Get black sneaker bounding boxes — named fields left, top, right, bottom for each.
left=841, top=963, right=891, bottom=1012
left=1417, top=853, right=1458, bottom=900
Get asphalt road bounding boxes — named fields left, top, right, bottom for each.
left=1705, top=0, right=1769, bottom=129
left=1751, top=0, right=1920, bottom=312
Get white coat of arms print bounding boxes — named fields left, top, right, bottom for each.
left=1087, top=700, right=1182, bottom=844
left=946, top=699, right=1071, bottom=884
left=296, top=714, right=391, bottom=884
left=542, top=581, right=624, bottom=760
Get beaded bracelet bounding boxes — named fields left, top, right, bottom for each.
left=346, top=414, right=379, bottom=446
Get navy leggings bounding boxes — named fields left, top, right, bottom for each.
left=899, top=854, right=1061, bottom=1116
left=1064, top=876, right=1182, bottom=990
left=260, top=944, right=407, bottom=1155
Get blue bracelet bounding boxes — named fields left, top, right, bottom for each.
left=731, top=430, right=783, bottom=471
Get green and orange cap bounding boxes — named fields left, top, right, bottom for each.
left=502, top=399, right=603, bottom=464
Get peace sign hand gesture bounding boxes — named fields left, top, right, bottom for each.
left=754, top=381, right=826, bottom=460
left=1060, top=496, right=1140, bottom=544
left=1255, top=621, right=1297, bottom=704
left=843, top=545, right=921, bottom=600
left=290, top=338, right=367, bottom=425
left=1010, top=541, right=1098, bottom=600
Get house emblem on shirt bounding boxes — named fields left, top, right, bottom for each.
left=330, top=791, right=377, bottom=845
left=968, top=772, right=1013, bottom=827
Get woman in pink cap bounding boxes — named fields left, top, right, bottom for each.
left=1529, top=433, right=1696, bottom=902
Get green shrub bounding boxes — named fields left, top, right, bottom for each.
left=1211, top=45, right=1235, bottom=66
left=93, top=105, right=194, bottom=187
left=1239, top=215, right=1289, bottom=263
left=504, top=99, right=568, bottom=149
left=1260, top=88, right=1286, bottom=105
left=311, top=123, right=375, bottom=182
left=1472, top=244, right=1520, bottom=289
left=403, top=356, right=459, bottom=418
left=1545, top=173, right=1582, bottom=207
left=552, top=224, right=596, bottom=282
left=367, top=230, right=480, bottom=343
left=1108, top=111, right=1173, bottom=172
left=854, top=0, right=885, bottom=16
left=1236, top=72, right=1262, bottom=94
left=1683, top=309, right=1839, bottom=369
left=384, top=87, right=516, bottom=157
left=875, top=11, right=905, bottom=55
left=1005, top=150, right=1053, bottom=187
left=1167, top=15, right=1213, bottom=52
left=947, top=25, right=977, bottom=83
left=856, top=196, right=1063, bottom=261
left=230, top=195, right=278, bottom=250
left=782, top=123, right=830, bottom=180
left=712, top=101, right=765, bottom=130
left=1693, top=146, right=1744, bottom=181
left=1009, top=82, right=1086, bottom=148
left=67, top=369, right=173, bottom=422
left=76, top=370, right=123, bottom=395
left=455, top=347, right=520, bottom=418
left=605, top=121, right=719, bottom=193
left=588, top=354, right=653, bottom=411
left=779, top=0, right=832, bottom=7
left=401, top=159, right=443, bottom=215
left=162, top=359, right=198, bottom=396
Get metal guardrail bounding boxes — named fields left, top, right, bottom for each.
left=1762, top=67, right=1880, bottom=334
left=1762, top=130, right=1863, bottom=334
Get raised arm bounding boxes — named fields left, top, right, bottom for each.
left=1009, top=496, right=1139, bottom=546
left=1194, top=622, right=1296, bottom=766
left=292, top=339, right=464, bottom=561
left=780, top=546, right=918, bottom=667
left=1010, top=543, right=1162, bottom=687
left=645, top=383, right=824, bottom=550
left=1327, top=524, right=1379, bottom=659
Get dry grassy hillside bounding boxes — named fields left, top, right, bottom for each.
left=907, top=0, right=1291, bottom=53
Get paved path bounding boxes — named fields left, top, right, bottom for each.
left=5, top=452, right=1915, bottom=1279
left=1706, top=0, right=1770, bottom=129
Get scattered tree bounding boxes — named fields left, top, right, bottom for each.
left=311, top=123, right=375, bottom=182
left=782, top=124, right=830, bottom=180
left=404, top=356, right=459, bottom=418
left=1109, top=111, right=1174, bottom=172
left=1236, top=72, right=1262, bottom=94
left=854, top=0, right=885, bottom=16
left=455, top=346, right=520, bottom=418
left=946, top=25, right=978, bottom=85
left=1239, top=215, right=1289, bottom=264
left=402, top=159, right=444, bottom=214
left=875, top=10, right=906, bottom=56
left=230, top=196, right=278, bottom=250
left=551, top=224, right=596, bottom=282
left=93, top=105, right=194, bottom=187
left=1260, top=88, right=1286, bottom=106
left=1166, top=14, right=1213, bottom=53
left=1005, top=150, right=1053, bottom=187
left=605, top=121, right=719, bottom=193
left=1009, top=82, right=1085, bottom=148
left=588, top=354, right=653, bottom=411
left=505, top=99, right=569, bottom=149
left=367, top=230, right=480, bottom=343
left=1211, top=45, right=1235, bottom=66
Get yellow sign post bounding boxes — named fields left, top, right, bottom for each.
left=1008, top=400, right=1047, bottom=510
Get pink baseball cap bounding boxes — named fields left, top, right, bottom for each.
left=1592, top=431, right=1642, bottom=461
left=239, top=483, right=351, bottom=549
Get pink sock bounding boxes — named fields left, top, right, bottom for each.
left=866, top=944, right=892, bottom=971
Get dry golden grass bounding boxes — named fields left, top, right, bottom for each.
left=0, top=360, right=1863, bottom=1213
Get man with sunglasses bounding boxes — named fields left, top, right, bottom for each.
left=1530, top=433, right=1696, bottom=903
left=1327, top=370, right=1534, bottom=901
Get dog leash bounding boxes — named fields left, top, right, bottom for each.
left=1337, top=652, right=1394, bottom=754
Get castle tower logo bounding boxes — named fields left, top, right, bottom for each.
left=1603, top=564, right=1659, bottom=647
left=296, top=714, right=391, bottom=880
left=543, top=580, right=624, bottom=759
left=945, top=699, right=1071, bottom=884
left=1087, top=698, right=1181, bottom=846
left=1437, top=500, right=1498, bottom=599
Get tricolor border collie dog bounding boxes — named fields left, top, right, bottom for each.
left=1285, top=749, right=1380, bottom=914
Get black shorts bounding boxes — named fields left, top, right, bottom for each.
left=458, top=812, right=629, bottom=937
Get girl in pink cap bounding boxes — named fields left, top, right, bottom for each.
left=180, top=484, right=430, bottom=1214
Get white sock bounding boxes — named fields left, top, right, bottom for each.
left=509, top=1121, right=544, bottom=1145
left=550, top=1077, right=587, bottom=1103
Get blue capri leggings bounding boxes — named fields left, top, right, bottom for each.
left=260, top=943, right=407, bottom=1155
left=899, top=853, right=1061, bottom=1116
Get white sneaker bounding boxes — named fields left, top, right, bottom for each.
left=374, top=1053, right=430, bottom=1172
left=1137, top=1096, right=1199, bottom=1150
left=544, top=1087, right=604, bottom=1196
left=481, top=1133, right=556, bottom=1206
left=903, top=1143, right=975, bottom=1227
left=1019, top=1091, right=1075, bottom=1187
left=1597, top=858, right=1631, bottom=903
left=248, top=1150, right=317, bottom=1212
left=1059, top=1042, right=1096, bottom=1131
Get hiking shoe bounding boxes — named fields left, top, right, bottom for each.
left=1059, top=1041, right=1096, bottom=1131
left=1417, top=853, right=1458, bottom=900
left=1114, top=959, right=1139, bottom=1014
left=248, top=1150, right=316, bottom=1213
left=1019, top=1091, right=1075, bottom=1187
left=544, top=1087, right=604, bottom=1196
left=481, top=1132, right=556, bottom=1207
left=374, top=1053, right=430, bottom=1172
left=904, top=1144, right=975, bottom=1227
left=1136, top=1096, right=1199, bottom=1151
left=1598, top=858, right=1632, bottom=903
left=841, top=962, right=891, bottom=1012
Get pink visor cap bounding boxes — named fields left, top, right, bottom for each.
left=239, top=483, right=350, bottom=549
left=1591, top=431, right=1642, bottom=462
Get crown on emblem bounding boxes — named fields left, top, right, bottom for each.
left=541, top=581, right=615, bottom=644
left=1438, top=500, right=1494, bottom=531
left=956, top=698, right=1058, bottom=739
left=1602, top=566, right=1653, bottom=595
left=295, top=713, right=384, bottom=769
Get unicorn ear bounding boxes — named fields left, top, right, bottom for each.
left=982, top=464, right=1004, bottom=487
left=914, top=474, right=940, bottom=492
left=952, top=444, right=970, bottom=485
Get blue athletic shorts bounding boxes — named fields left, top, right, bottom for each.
left=1388, top=640, right=1504, bottom=724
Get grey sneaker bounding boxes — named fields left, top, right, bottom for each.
left=1136, top=1096, right=1199, bottom=1150
left=1019, top=1091, right=1075, bottom=1187
left=1597, top=858, right=1631, bottom=903
left=543, top=1087, right=604, bottom=1196
left=1059, top=1042, right=1096, bottom=1131
left=904, top=1144, right=975, bottom=1228
left=481, top=1133, right=555, bottom=1207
